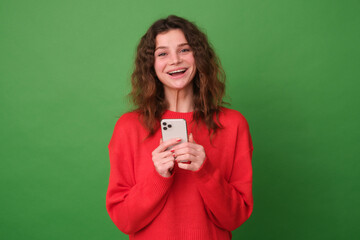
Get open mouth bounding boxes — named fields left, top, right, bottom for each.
left=167, top=69, right=187, bottom=76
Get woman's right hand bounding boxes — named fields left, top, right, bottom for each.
left=151, top=138, right=181, bottom=178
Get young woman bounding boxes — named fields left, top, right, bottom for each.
left=106, top=15, right=253, bottom=240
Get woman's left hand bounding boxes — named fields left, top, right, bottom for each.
left=171, top=133, right=206, bottom=171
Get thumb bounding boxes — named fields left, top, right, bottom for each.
left=160, top=138, right=163, bottom=144
left=189, top=133, right=195, bottom=143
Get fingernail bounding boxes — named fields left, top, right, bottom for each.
left=170, top=149, right=175, bottom=153
left=176, top=139, right=181, bottom=142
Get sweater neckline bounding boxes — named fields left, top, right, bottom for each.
left=162, top=110, right=194, bottom=123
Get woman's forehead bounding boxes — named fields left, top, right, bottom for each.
left=155, top=29, right=187, bottom=48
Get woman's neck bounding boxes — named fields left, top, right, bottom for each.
left=164, top=87, right=194, bottom=113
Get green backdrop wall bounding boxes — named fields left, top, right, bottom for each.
left=1, top=0, right=359, bottom=239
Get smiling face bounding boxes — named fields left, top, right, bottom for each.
left=154, top=29, right=197, bottom=95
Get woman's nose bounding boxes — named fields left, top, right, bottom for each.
left=170, top=53, right=181, bottom=65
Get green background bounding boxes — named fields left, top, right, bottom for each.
left=1, top=0, right=359, bottom=239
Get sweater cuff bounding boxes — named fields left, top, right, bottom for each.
left=148, top=168, right=175, bottom=195
left=193, top=157, right=215, bottom=183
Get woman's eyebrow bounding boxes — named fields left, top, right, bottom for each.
left=155, top=43, right=189, bottom=51
left=178, top=43, right=189, bottom=47
left=155, top=46, right=167, bottom=51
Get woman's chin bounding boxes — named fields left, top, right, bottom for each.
left=167, top=82, right=192, bottom=92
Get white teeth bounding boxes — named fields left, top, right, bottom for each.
left=168, top=69, right=186, bottom=74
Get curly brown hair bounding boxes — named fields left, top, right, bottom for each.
left=130, top=15, right=226, bottom=135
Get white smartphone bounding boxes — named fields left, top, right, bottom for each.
left=161, top=119, right=188, bottom=148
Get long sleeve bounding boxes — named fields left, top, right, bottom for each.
left=106, top=114, right=174, bottom=234
left=193, top=112, right=253, bottom=231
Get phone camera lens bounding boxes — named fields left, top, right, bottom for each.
left=162, top=122, right=167, bottom=126
left=163, top=127, right=167, bottom=130
left=168, top=124, right=172, bottom=128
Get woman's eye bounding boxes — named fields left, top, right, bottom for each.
left=180, top=48, right=190, bottom=53
left=157, top=52, right=166, bottom=57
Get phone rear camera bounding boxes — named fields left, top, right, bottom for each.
left=168, top=124, right=172, bottom=128
left=163, top=127, right=167, bottom=130
left=162, top=122, right=167, bottom=126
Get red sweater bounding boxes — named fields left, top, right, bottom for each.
left=106, top=108, right=253, bottom=240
